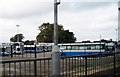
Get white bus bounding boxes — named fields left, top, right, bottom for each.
left=59, top=42, right=115, bottom=56
left=12, top=42, right=24, bottom=54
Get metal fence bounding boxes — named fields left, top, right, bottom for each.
left=1, top=52, right=120, bottom=77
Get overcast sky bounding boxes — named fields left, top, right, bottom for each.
left=0, top=0, right=119, bottom=43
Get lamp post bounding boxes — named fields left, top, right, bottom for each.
left=100, top=35, right=101, bottom=52
left=52, top=0, right=60, bottom=77
left=118, top=2, right=120, bottom=42
left=115, top=29, right=118, bottom=52
left=16, top=25, right=20, bottom=42
left=116, top=29, right=117, bottom=42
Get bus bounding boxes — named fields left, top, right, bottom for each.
left=24, top=44, right=52, bottom=53
left=0, top=43, right=12, bottom=56
left=59, top=42, right=115, bottom=56
left=12, top=42, right=24, bottom=54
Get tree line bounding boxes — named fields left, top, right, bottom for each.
left=10, top=22, right=77, bottom=44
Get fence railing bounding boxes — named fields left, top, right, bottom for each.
left=1, top=52, right=120, bottom=77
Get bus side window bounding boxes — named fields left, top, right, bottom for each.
left=105, top=48, right=109, bottom=51
left=2, top=48, right=5, bottom=52
left=112, top=46, right=115, bottom=51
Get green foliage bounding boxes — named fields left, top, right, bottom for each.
left=10, top=34, right=24, bottom=42
left=24, top=40, right=35, bottom=45
left=36, top=22, right=76, bottom=43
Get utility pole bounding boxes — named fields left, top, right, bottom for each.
left=100, top=35, right=101, bottom=52
left=16, top=25, right=20, bottom=42
left=52, top=0, right=60, bottom=77
left=118, top=2, right=120, bottom=41
left=116, top=29, right=118, bottom=42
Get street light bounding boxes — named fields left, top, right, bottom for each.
left=54, top=0, right=60, bottom=3
left=116, top=29, right=118, bottom=42
left=100, top=35, right=101, bottom=52
left=52, top=0, right=61, bottom=76
left=16, top=25, right=20, bottom=42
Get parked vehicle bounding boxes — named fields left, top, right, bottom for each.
left=59, top=42, right=115, bottom=56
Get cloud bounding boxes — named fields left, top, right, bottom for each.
left=59, top=2, right=118, bottom=41
left=61, top=0, right=119, bottom=2
left=0, top=1, right=118, bottom=43
left=60, top=2, right=115, bottom=12
left=0, top=11, right=54, bottom=43
left=0, top=0, right=53, bottom=19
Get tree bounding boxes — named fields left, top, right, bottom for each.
left=36, top=22, right=76, bottom=43
left=10, top=34, right=24, bottom=42
left=24, top=40, right=35, bottom=45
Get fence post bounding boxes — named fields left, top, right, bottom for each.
left=22, top=46, right=24, bottom=58
left=35, top=45, right=37, bottom=58
left=114, top=53, right=116, bottom=77
left=85, top=56, right=87, bottom=77
left=11, top=45, right=13, bottom=58
left=34, top=60, right=37, bottom=77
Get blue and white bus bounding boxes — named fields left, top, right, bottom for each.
left=24, top=43, right=52, bottom=53
left=12, top=42, right=24, bottom=54
left=59, top=42, right=115, bottom=56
